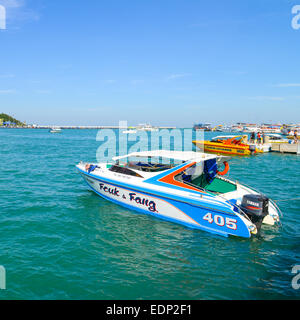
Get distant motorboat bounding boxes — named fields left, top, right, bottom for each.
left=193, top=123, right=212, bottom=131
left=49, top=127, right=62, bottom=133
left=122, top=129, right=137, bottom=134
left=220, top=126, right=232, bottom=132
left=255, top=143, right=271, bottom=153
left=264, top=134, right=290, bottom=144
left=286, top=129, right=300, bottom=139
left=243, top=126, right=260, bottom=133
left=258, top=127, right=281, bottom=134
left=230, top=125, right=244, bottom=132
left=136, top=123, right=159, bottom=132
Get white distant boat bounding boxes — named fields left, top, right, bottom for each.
left=249, top=134, right=289, bottom=153
left=136, top=123, right=159, bottom=132
left=255, top=144, right=271, bottom=153
left=231, top=126, right=243, bottom=132
left=122, top=129, right=137, bottom=134
left=264, top=134, right=290, bottom=144
left=49, top=127, right=62, bottom=133
left=243, top=126, right=260, bottom=133
left=260, top=128, right=282, bottom=134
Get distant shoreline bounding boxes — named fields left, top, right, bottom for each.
left=0, top=126, right=177, bottom=129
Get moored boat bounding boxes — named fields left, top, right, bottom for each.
left=122, top=129, right=137, bottom=134
left=49, top=127, right=62, bottom=133
left=136, top=123, right=158, bottom=132
left=76, top=150, right=281, bottom=238
left=193, top=135, right=259, bottom=156
left=264, top=134, right=290, bottom=144
left=193, top=123, right=212, bottom=131
left=286, top=129, right=300, bottom=140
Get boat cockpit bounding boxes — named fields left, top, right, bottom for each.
left=110, top=151, right=237, bottom=194
left=174, top=160, right=237, bottom=194
left=211, top=135, right=248, bottom=145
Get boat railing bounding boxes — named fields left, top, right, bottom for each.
left=233, top=180, right=283, bottom=218
left=177, top=176, right=254, bottom=222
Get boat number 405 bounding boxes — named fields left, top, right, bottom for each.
left=203, top=213, right=237, bottom=230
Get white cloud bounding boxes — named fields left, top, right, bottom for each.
left=248, top=96, right=285, bottom=101
left=35, top=89, right=51, bottom=94
left=0, top=0, right=24, bottom=8
left=59, top=64, right=72, bottom=70
left=0, top=0, right=39, bottom=26
left=131, top=79, right=144, bottom=85
left=0, top=73, right=15, bottom=78
left=166, top=73, right=191, bottom=81
left=0, top=89, right=16, bottom=93
left=273, top=83, right=300, bottom=87
left=105, top=80, right=116, bottom=84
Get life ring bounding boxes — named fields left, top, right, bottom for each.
left=217, top=161, right=229, bottom=176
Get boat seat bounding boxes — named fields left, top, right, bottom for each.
left=126, top=162, right=172, bottom=172
left=190, top=174, right=237, bottom=194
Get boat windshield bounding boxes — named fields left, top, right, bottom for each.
left=116, top=156, right=183, bottom=173
left=109, top=165, right=144, bottom=178
left=175, top=159, right=217, bottom=185
left=211, top=136, right=246, bottom=145
left=267, top=134, right=283, bottom=140
left=211, top=136, right=236, bottom=141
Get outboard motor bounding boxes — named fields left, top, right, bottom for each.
left=240, top=194, right=269, bottom=231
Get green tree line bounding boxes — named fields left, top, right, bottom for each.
left=0, top=113, right=24, bottom=126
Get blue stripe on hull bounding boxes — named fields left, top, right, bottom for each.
left=165, top=198, right=250, bottom=238
left=83, top=178, right=229, bottom=237
left=78, top=169, right=251, bottom=238
left=76, top=167, right=235, bottom=215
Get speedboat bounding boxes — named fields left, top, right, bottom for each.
left=231, top=125, right=244, bottom=132
left=193, top=135, right=260, bottom=156
left=286, top=129, right=300, bottom=140
left=76, top=150, right=281, bottom=238
left=193, top=123, right=212, bottom=131
left=49, top=127, right=62, bottom=133
left=136, top=123, right=159, bottom=132
left=122, top=129, right=137, bottom=134
left=243, top=126, right=260, bottom=133
left=252, top=134, right=290, bottom=153
left=264, top=134, right=290, bottom=144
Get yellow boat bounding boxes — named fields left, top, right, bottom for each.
left=193, top=135, right=260, bottom=156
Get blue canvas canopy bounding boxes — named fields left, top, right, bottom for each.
left=203, top=158, right=218, bottom=184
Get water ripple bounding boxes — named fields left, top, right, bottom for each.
left=0, top=129, right=299, bottom=299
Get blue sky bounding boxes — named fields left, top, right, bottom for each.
left=0, top=0, right=299, bottom=126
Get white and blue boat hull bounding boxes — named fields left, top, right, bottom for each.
left=77, top=167, right=252, bottom=238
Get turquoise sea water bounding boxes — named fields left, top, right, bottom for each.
left=0, top=128, right=300, bottom=300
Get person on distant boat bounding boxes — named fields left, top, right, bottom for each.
left=294, top=131, right=298, bottom=143
left=250, top=132, right=256, bottom=143
left=257, top=132, right=262, bottom=145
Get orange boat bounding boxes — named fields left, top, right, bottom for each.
left=193, top=135, right=259, bottom=156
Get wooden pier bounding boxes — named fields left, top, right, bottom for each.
left=271, top=143, right=300, bottom=154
